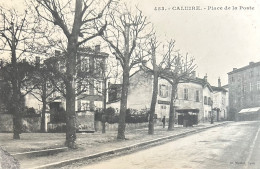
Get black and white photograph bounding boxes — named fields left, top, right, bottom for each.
left=0, top=0, right=260, bottom=168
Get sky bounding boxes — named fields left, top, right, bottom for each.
left=1, top=0, right=260, bottom=86
left=127, top=0, right=260, bottom=86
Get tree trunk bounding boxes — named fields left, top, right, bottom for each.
left=102, top=78, right=107, bottom=133
left=41, top=82, right=47, bottom=132
left=11, top=44, right=22, bottom=139
left=168, top=84, right=176, bottom=131
left=148, top=71, right=158, bottom=135
left=64, top=0, right=82, bottom=148
left=65, top=81, right=76, bottom=148
left=117, top=69, right=129, bottom=139
left=12, top=83, right=22, bottom=139
left=65, top=39, right=78, bottom=149
left=117, top=24, right=130, bottom=140
left=148, top=42, right=158, bottom=135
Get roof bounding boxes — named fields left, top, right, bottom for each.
left=238, top=107, right=260, bottom=114
left=227, top=62, right=260, bottom=75
left=185, top=77, right=213, bottom=92
left=222, top=84, right=228, bottom=88
left=211, top=86, right=227, bottom=92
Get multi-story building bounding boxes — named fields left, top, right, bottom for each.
left=228, top=62, right=260, bottom=120
left=39, top=45, right=108, bottom=112
left=24, top=45, right=108, bottom=131
left=175, top=74, right=213, bottom=124
left=108, top=69, right=214, bottom=125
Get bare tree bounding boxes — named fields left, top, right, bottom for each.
left=142, top=38, right=196, bottom=133
left=32, top=0, right=112, bottom=148
left=30, top=60, right=57, bottom=132
left=101, top=3, right=152, bottom=139
left=141, top=36, right=161, bottom=135
left=92, top=55, right=120, bottom=133
left=0, top=6, right=40, bottom=139
left=160, top=40, right=197, bottom=130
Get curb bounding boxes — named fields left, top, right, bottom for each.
left=12, top=147, right=68, bottom=159
left=32, top=122, right=231, bottom=169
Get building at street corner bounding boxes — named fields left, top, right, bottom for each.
left=174, top=73, right=213, bottom=125
left=107, top=69, right=214, bottom=126
left=228, top=61, right=260, bottom=121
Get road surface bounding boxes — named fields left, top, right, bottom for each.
left=79, top=121, right=260, bottom=169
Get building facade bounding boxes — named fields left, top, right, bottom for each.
left=108, top=70, right=214, bottom=125
left=23, top=46, right=108, bottom=131
left=212, top=78, right=228, bottom=121
left=228, top=62, right=260, bottom=120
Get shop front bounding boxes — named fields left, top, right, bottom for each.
left=176, top=108, right=199, bottom=127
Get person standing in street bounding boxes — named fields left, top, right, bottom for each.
left=162, top=116, right=166, bottom=128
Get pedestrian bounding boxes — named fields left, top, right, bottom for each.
left=162, top=116, right=166, bottom=128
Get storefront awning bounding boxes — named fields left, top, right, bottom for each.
left=238, top=107, right=260, bottom=114
left=176, top=107, right=200, bottom=113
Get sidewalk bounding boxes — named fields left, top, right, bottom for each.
left=0, top=121, right=231, bottom=169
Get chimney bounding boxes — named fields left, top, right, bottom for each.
left=218, top=77, right=221, bottom=87
left=191, top=71, right=196, bottom=78
left=95, top=45, right=100, bottom=53
left=249, top=62, right=254, bottom=65
left=204, top=74, right=207, bottom=82
left=22, top=59, right=26, bottom=63
left=233, top=68, right=237, bottom=71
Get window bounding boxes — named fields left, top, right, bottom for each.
left=195, top=90, right=200, bottom=102
left=184, top=88, right=188, bottom=100
left=81, top=81, right=89, bottom=94
left=231, top=77, right=234, bottom=82
left=94, top=101, right=103, bottom=110
left=257, top=81, right=260, bottom=91
left=161, top=105, right=166, bottom=109
left=81, top=57, right=89, bottom=71
left=94, top=80, right=102, bottom=95
left=250, top=83, right=253, bottom=91
left=80, top=100, right=90, bottom=111
left=242, top=84, right=246, bottom=94
left=94, top=58, right=103, bottom=75
left=208, top=97, right=211, bottom=105
left=159, top=84, right=169, bottom=98
left=250, top=70, right=254, bottom=78
left=204, top=96, right=207, bottom=105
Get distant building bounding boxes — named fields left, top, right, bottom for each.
left=211, top=78, right=228, bottom=121
left=228, top=62, right=260, bottom=120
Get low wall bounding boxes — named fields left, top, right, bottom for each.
left=0, top=114, right=41, bottom=132
left=48, top=123, right=66, bottom=132
left=95, top=121, right=150, bottom=132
